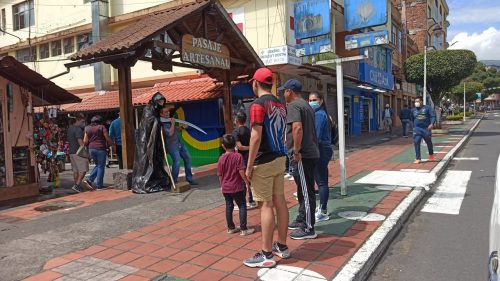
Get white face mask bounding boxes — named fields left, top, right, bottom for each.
left=415, top=102, right=421, bottom=107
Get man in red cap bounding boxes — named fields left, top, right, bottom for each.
left=243, top=68, right=290, bottom=268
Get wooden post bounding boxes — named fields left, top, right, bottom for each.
left=222, top=70, right=233, bottom=134
left=117, top=64, right=135, bottom=169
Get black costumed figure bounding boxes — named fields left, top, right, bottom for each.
left=132, top=92, right=172, bottom=193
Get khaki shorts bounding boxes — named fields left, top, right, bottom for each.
left=251, top=156, right=286, bottom=202
left=70, top=154, right=89, bottom=173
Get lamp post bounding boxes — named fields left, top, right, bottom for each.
left=463, top=82, right=466, bottom=122
left=423, top=47, right=427, bottom=105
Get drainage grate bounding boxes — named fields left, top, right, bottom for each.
left=34, top=200, right=84, bottom=212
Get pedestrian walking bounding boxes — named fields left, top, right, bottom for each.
left=410, top=97, right=436, bottom=164
left=84, top=115, right=115, bottom=189
left=399, top=104, right=412, bottom=138
left=281, top=79, right=319, bottom=240
left=308, top=92, right=333, bottom=222
left=67, top=113, right=89, bottom=193
left=382, top=104, right=394, bottom=133
left=232, top=111, right=257, bottom=209
left=243, top=67, right=289, bottom=268
left=159, top=107, right=198, bottom=185
left=108, top=114, right=123, bottom=169
left=218, top=134, right=255, bottom=236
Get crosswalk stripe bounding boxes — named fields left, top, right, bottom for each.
left=421, top=170, right=472, bottom=215
left=453, top=157, right=479, bottom=161
left=435, top=145, right=453, bottom=148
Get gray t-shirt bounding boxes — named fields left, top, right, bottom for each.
left=286, top=99, right=319, bottom=159
left=67, top=124, right=84, bottom=154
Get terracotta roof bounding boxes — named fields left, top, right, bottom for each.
left=0, top=56, right=81, bottom=106
left=70, top=0, right=210, bottom=60
left=62, top=77, right=222, bottom=112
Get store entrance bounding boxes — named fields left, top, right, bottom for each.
left=361, top=98, right=372, bottom=132
left=344, top=96, right=351, bottom=136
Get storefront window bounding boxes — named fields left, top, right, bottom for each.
left=51, top=40, right=62, bottom=57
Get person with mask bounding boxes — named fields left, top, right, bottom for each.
left=308, top=92, right=333, bottom=222
left=67, top=113, right=89, bottom=192
left=399, top=104, right=412, bottom=138
left=382, top=104, right=394, bottom=133
left=410, top=97, right=436, bottom=164
left=132, top=92, right=172, bottom=193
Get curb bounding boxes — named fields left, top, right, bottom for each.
left=332, top=117, right=483, bottom=281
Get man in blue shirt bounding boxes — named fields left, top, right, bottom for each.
left=108, top=115, right=123, bottom=169
left=399, top=104, right=412, bottom=138
left=159, top=107, right=198, bottom=185
left=410, top=97, right=436, bottom=164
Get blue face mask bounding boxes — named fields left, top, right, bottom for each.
left=309, top=101, right=320, bottom=109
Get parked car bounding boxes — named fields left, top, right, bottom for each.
left=489, top=154, right=500, bottom=281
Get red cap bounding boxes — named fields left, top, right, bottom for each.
left=250, top=68, right=274, bottom=85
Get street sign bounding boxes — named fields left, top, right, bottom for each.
left=345, top=0, right=388, bottom=31
left=259, top=45, right=301, bottom=66
left=295, top=37, right=332, bottom=57
left=345, top=30, right=389, bottom=50
left=294, top=0, right=331, bottom=40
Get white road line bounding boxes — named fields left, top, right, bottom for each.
left=439, top=140, right=455, bottom=143
left=453, top=157, right=479, bottom=161
left=356, top=171, right=435, bottom=187
left=435, top=145, right=453, bottom=148
left=421, top=170, right=472, bottom=215
left=434, top=151, right=447, bottom=154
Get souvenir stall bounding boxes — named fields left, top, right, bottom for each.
left=0, top=56, right=80, bottom=202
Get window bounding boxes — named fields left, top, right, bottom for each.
left=77, top=33, right=92, bottom=51
left=51, top=40, right=62, bottom=56
left=39, top=43, right=49, bottom=59
left=16, top=47, right=36, bottom=62
left=391, top=24, right=397, bottom=44
left=63, top=37, right=74, bottom=54
left=1, top=9, right=6, bottom=35
left=12, top=0, right=35, bottom=31
left=398, top=30, right=402, bottom=53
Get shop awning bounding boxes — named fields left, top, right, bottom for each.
left=62, top=77, right=222, bottom=112
left=0, top=56, right=81, bottom=106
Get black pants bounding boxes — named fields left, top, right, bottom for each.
left=116, top=145, right=123, bottom=169
left=292, top=158, right=318, bottom=231
left=223, top=190, right=248, bottom=230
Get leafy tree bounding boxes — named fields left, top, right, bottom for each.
left=405, top=49, right=477, bottom=102
left=450, top=81, right=484, bottom=102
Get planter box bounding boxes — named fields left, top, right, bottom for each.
left=442, top=120, right=464, bottom=125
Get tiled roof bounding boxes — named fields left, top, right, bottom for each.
left=62, top=77, right=222, bottom=112
left=70, top=0, right=210, bottom=60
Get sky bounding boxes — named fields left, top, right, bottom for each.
left=446, top=0, right=500, bottom=60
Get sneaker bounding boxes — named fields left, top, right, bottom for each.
left=428, top=154, right=435, bottom=161
left=413, top=159, right=421, bottom=164
left=293, top=192, right=298, bottom=198
left=272, top=242, right=290, bottom=259
left=243, top=252, right=276, bottom=268
left=284, top=173, right=292, bottom=179
left=227, top=228, right=239, bottom=234
left=240, top=228, right=255, bottom=236
left=315, top=211, right=330, bottom=222
left=247, top=202, right=258, bottom=209
left=289, top=176, right=295, bottom=181
left=290, top=228, right=317, bottom=240
left=288, top=221, right=301, bottom=230
left=71, top=184, right=83, bottom=193
left=84, top=179, right=96, bottom=190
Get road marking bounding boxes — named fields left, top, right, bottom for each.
left=439, top=140, right=455, bottom=143
left=356, top=171, right=435, bottom=187
left=452, top=157, right=479, bottom=161
left=399, top=169, right=430, bottom=173
left=258, top=265, right=326, bottom=281
left=449, top=137, right=462, bottom=140
left=421, top=170, right=472, bottom=215
left=435, top=145, right=453, bottom=148
left=434, top=151, right=447, bottom=154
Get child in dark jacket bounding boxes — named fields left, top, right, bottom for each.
left=217, top=134, right=255, bottom=236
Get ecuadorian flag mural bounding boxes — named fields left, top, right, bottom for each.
left=167, top=100, right=224, bottom=167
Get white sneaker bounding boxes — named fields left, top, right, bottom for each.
left=315, top=210, right=330, bottom=222
left=284, top=173, right=292, bottom=179
left=247, top=202, right=258, bottom=209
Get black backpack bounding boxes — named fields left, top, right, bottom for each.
left=329, top=116, right=339, bottom=146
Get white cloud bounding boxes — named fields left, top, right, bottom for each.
left=449, top=7, right=500, bottom=24
left=448, top=27, right=500, bottom=60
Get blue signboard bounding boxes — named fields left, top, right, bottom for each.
left=345, top=0, right=388, bottom=31
left=345, top=30, right=389, bottom=49
left=294, top=0, right=331, bottom=40
left=295, top=37, right=332, bottom=57
left=359, top=46, right=394, bottom=90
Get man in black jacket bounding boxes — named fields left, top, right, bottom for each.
left=399, top=104, right=412, bottom=138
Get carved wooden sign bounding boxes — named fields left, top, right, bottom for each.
left=181, top=34, right=230, bottom=70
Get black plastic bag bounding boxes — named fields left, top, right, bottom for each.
left=131, top=95, right=171, bottom=193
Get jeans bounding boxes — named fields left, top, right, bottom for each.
left=168, top=145, right=193, bottom=183
left=315, top=144, right=333, bottom=212
left=116, top=144, right=123, bottom=169
left=223, top=190, right=248, bottom=230
left=89, top=149, right=107, bottom=188
left=292, top=158, right=318, bottom=231
left=413, top=128, right=434, bottom=160
left=401, top=119, right=409, bottom=136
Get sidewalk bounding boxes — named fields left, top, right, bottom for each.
left=17, top=118, right=480, bottom=281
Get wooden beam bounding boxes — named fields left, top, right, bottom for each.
left=117, top=63, right=135, bottom=170
left=215, top=32, right=224, bottom=42
left=65, top=52, right=135, bottom=68
left=195, top=18, right=203, bottom=37
left=222, top=70, right=233, bottom=134
left=182, top=21, right=194, bottom=35
left=152, top=40, right=181, bottom=51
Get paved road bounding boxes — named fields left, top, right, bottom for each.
left=368, top=112, right=500, bottom=281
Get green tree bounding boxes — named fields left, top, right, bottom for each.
left=450, top=81, right=484, bottom=102
left=405, top=49, right=477, bottom=102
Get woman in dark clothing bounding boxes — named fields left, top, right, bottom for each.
left=83, top=115, right=114, bottom=189
left=308, top=92, right=333, bottom=222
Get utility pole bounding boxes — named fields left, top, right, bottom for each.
left=423, top=47, right=427, bottom=105
left=463, top=82, right=466, bottom=122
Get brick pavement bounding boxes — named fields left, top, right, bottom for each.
left=19, top=122, right=472, bottom=281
